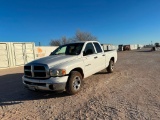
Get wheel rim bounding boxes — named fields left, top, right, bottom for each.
left=73, top=76, right=81, bottom=91
left=111, top=62, right=114, bottom=70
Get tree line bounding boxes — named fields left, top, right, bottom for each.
left=49, top=30, right=97, bottom=46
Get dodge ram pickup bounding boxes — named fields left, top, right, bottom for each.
left=22, top=41, right=117, bottom=94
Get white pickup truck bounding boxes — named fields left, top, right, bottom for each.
left=22, top=41, right=117, bottom=94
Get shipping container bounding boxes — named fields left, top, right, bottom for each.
left=0, top=42, right=35, bottom=69
left=101, top=44, right=118, bottom=51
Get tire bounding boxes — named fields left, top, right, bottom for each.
left=107, top=60, right=114, bottom=73
left=66, top=71, right=82, bottom=95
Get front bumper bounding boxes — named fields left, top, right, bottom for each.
left=22, top=75, right=68, bottom=91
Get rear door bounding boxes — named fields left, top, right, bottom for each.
left=82, top=42, right=97, bottom=77
left=93, top=42, right=106, bottom=71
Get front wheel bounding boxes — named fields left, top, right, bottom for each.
left=107, top=60, right=114, bottom=73
left=66, top=71, right=82, bottom=95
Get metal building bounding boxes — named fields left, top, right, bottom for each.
left=0, top=42, right=35, bottom=69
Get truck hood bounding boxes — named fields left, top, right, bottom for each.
left=28, top=55, right=78, bottom=68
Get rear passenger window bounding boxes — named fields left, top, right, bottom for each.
left=93, top=42, right=102, bottom=53
left=84, top=43, right=95, bottom=56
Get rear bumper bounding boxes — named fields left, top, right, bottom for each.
left=22, top=75, right=68, bottom=91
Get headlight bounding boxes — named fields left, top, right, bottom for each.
left=50, top=69, right=66, bottom=77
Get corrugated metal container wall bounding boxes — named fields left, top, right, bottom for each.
left=25, top=43, right=35, bottom=63
left=111, top=45, right=118, bottom=50
left=101, top=44, right=107, bottom=50
left=137, top=44, right=143, bottom=48
left=0, top=42, right=35, bottom=69
left=11, top=43, right=35, bottom=66
left=101, top=44, right=118, bottom=51
left=0, top=43, right=10, bottom=68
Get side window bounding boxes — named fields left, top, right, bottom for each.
left=93, top=42, right=102, bottom=53
left=84, top=43, right=95, bottom=56
left=56, top=46, right=66, bottom=54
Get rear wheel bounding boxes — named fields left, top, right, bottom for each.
left=107, top=60, right=114, bottom=73
left=66, top=71, right=82, bottom=95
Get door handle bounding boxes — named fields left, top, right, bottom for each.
left=102, top=54, right=105, bottom=56
left=94, top=56, right=98, bottom=59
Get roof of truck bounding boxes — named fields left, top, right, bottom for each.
left=71, top=41, right=98, bottom=43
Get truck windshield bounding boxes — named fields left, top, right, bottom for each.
left=50, top=43, right=84, bottom=55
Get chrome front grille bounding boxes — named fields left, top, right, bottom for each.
left=24, top=65, right=49, bottom=78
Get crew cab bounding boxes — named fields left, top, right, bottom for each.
left=22, top=41, right=117, bottom=94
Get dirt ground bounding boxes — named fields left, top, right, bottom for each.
left=0, top=48, right=160, bottom=120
